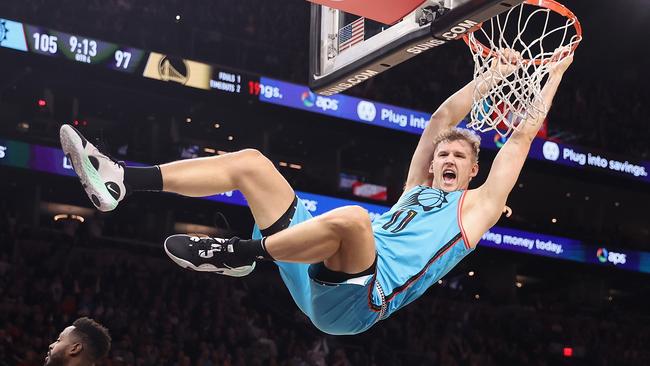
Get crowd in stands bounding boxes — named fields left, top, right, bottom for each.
left=1, top=199, right=649, bottom=366
left=1, top=0, right=648, bottom=159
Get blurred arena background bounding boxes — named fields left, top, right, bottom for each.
left=0, top=0, right=649, bottom=365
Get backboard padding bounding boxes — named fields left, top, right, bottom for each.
left=307, top=0, right=427, bottom=25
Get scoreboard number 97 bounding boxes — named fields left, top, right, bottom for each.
left=114, top=50, right=132, bottom=69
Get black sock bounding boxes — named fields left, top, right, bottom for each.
left=124, top=166, right=163, bottom=192
left=237, top=238, right=274, bottom=261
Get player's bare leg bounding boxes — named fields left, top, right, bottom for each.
left=164, top=203, right=377, bottom=275
left=263, top=205, right=377, bottom=273
left=60, top=125, right=295, bottom=229
left=160, top=148, right=295, bottom=229
left=60, top=125, right=375, bottom=276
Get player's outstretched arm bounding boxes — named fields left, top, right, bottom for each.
left=405, top=50, right=520, bottom=191
left=472, top=49, right=574, bottom=230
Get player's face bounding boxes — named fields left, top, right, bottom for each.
left=429, top=140, right=478, bottom=192
left=44, top=326, right=76, bottom=366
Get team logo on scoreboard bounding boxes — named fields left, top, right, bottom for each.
left=0, top=20, right=8, bottom=44
left=158, top=56, right=189, bottom=84
left=143, top=52, right=212, bottom=90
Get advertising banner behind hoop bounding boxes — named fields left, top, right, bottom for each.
left=3, top=136, right=650, bottom=274
left=143, top=52, right=212, bottom=90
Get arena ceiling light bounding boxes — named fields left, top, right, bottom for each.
left=53, top=214, right=85, bottom=223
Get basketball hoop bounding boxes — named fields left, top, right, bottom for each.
left=462, top=0, right=582, bottom=136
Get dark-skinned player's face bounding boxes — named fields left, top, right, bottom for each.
left=44, top=326, right=76, bottom=366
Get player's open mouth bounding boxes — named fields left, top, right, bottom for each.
left=442, top=169, right=456, bottom=184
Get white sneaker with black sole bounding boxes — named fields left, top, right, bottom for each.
left=164, top=234, right=256, bottom=277
left=59, top=124, right=126, bottom=212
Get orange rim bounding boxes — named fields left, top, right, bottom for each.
left=462, top=0, right=582, bottom=66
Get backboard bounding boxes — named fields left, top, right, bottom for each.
left=308, top=0, right=526, bottom=96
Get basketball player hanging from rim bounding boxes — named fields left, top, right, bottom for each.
left=60, top=47, right=574, bottom=335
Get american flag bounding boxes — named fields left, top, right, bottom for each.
left=338, top=17, right=365, bottom=53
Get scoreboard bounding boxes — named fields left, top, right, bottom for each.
left=24, top=24, right=146, bottom=73
left=0, top=17, right=260, bottom=96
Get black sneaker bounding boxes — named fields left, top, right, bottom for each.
left=164, top=234, right=256, bottom=277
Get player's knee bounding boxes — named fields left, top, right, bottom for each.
left=345, top=205, right=371, bottom=224
left=231, top=148, right=273, bottom=179
left=328, top=205, right=371, bottom=234
left=237, top=148, right=266, bottom=163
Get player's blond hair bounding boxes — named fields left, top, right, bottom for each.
left=432, top=128, right=481, bottom=162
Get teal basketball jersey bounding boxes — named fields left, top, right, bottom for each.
left=369, top=185, right=474, bottom=320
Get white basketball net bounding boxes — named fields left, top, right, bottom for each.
left=465, top=1, right=582, bottom=136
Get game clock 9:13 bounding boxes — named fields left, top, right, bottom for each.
left=30, top=30, right=103, bottom=64
left=31, top=33, right=99, bottom=62
left=24, top=25, right=142, bottom=72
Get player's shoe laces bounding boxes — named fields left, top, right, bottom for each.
left=164, top=235, right=256, bottom=277
left=59, top=124, right=126, bottom=212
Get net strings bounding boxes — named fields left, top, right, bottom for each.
left=466, top=4, right=581, bottom=136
